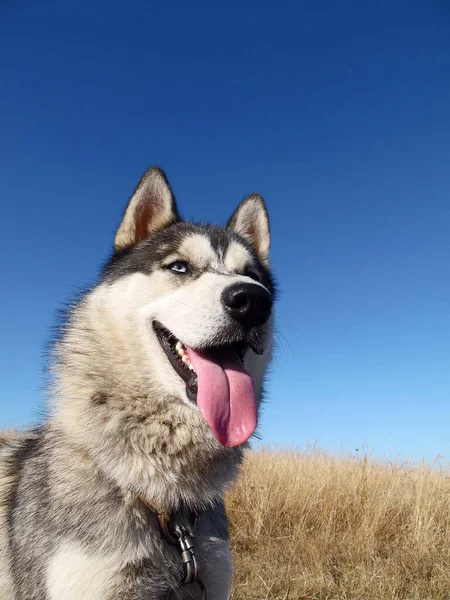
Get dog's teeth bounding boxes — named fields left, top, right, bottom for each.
left=175, top=341, right=186, bottom=358
left=181, top=355, right=195, bottom=371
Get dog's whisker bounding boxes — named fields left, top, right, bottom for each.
left=274, top=330, right=296, bottom=359
left=171, top=299, right=194, bottom=308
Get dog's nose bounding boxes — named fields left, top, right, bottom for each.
left=222, top=282, right=272, bottom=329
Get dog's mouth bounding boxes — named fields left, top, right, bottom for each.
left=153, top=322, right=257, bottom=448
left=153, top=324, right=249, bottom=401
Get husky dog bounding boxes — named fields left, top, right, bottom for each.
left=0, top=167, right=275, bottom=599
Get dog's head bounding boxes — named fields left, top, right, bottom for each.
left=97, top=167, right=275, bottom=448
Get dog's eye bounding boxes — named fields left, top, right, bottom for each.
left=168, top=261, right=189, bottom=274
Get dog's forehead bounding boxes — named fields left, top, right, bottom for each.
left=177, top=234, right=217, bottom=268
left=174, top=231, right=253, bottom=271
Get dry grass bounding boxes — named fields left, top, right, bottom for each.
left=226, top=448, right=450, bottom=600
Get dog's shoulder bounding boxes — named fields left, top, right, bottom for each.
left=0, top=428, right=41, bottom=498
left=0, top=428, right=41, bottom=599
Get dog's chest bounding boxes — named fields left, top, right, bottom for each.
left=45, top=532, right=230, bottom=600
left=46, top=541, right=181, bottom=599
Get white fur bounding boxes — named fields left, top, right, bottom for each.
left=177, top=234, right=219, bottom=270
left=46, top=531, right=231, bottom=600
left=46, top=543, right=118, bottom=600
left=225, top=240, right=253, bottom=272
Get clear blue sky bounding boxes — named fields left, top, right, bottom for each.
left=1, top=1, right=449, bottom=463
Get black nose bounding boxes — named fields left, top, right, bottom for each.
left=221, top=282, right=273, bottom=329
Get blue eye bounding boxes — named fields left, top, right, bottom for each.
left=168, top=261, right=189, bottom=274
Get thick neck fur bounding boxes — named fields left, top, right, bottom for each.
left=49, top=288, right=243, bottom=512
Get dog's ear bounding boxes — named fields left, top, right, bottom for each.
left=114, top=166, right=179, bottom=251
left=227, top=194, right=270, bottom=266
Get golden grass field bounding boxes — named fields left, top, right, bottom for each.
left=226, top=448, right=450, bottom=600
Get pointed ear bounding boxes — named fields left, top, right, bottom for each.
left=114, top=166, right=179, bottom=251
left=227, top=194, right=270, bottom=266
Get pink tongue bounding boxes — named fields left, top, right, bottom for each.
left=186, top=347, right=257, bottom=447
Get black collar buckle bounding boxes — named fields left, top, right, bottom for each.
left=172, top=524, right=207, bottom=599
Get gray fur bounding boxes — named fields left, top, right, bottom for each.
left=0, top=167, right=274, bottom=599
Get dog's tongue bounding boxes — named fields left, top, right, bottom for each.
left=185, top=347, right=257, bottom=447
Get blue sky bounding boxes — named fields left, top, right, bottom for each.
left=1, top=1, right=449, bottom=463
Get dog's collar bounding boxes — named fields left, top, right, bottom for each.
left=138, top=494, right=181, bottom=545
left=138, top=495, right=207, bottom=599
